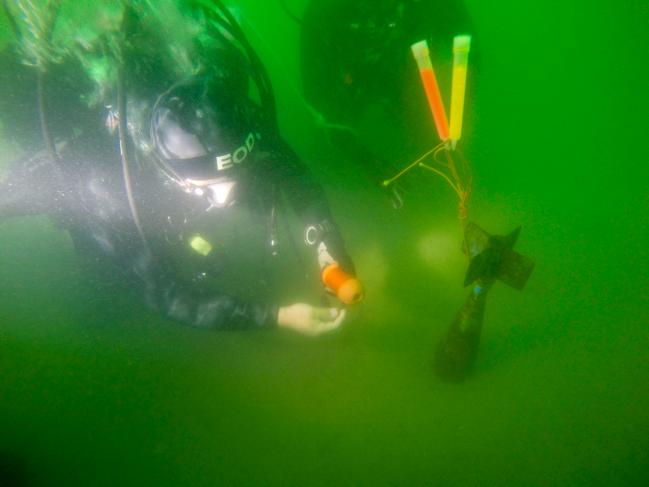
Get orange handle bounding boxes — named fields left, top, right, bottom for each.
left=418, top=67, right=450, bottom=141
left=322, top=264, right=365, bottom=305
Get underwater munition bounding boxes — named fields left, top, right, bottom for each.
left=411, top=40, right=450, bottom=142
left=449, top=35, right=471, bottom=149
left=435, top=281, right=489, bottom=382
left=461, top=223, right=535, bottom=290
left=434, top=223, right=534, bottom=382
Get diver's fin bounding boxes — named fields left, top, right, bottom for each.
left=498, top=249, right=535, bottom=290
left=463, top=222, right=491, bottom=259
left=463, top=223, right=534, bottom=290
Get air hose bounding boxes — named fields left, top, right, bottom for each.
left=115, top=5, right=150, bottom=247
left=116, top=60, right=148, bottom=246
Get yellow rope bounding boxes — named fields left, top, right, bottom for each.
left=382, top=142, right=445, bottom=187
left=383, top=142, right=473, bottom=223
left=418, top=163, right=462, bottom=198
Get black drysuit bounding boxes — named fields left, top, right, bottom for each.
left=0, top=112, right=352, bottom=330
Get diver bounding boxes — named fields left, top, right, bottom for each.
left=298, top=0, right=477, bottom=204
left=0, top=1, right=361, bottom=336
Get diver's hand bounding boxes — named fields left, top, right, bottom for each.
left=277, top=303, right=346, bottom=336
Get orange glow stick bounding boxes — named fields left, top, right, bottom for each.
left=411, top=40, right=449, bottom=142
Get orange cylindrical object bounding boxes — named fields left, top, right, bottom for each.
left=419, top=68, right=450, bottom=141
left=321, top=264, right=364, bottom=305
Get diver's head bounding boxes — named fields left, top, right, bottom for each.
left=150, top=76, right=261, bottom=207
left=338, top=0, right=408, bottom=56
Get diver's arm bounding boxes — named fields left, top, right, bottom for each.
left=152, top=274, right=280, bottom=330
left=144, top=265, right=346, bottom=333
left=143, top=265, right=346, bottom=333
left=128, top=244, right=346, bottom=333
left=160, top=286, right=279, bottom=330
left=266, top=137, right=356, bottom=273
left=128, top=249, right=279, bottom=330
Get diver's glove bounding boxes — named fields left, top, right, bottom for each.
left=277, top=303, right=346, bottom=336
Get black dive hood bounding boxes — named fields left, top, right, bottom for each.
left=150, top=76, right=261, bottom=185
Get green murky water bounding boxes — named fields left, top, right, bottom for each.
left=1, top=1, right=648, bottom=485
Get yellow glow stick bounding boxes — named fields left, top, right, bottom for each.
left=190, top=235, right=213, bottom=256
left=449, top=35, right=471, bottom=149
